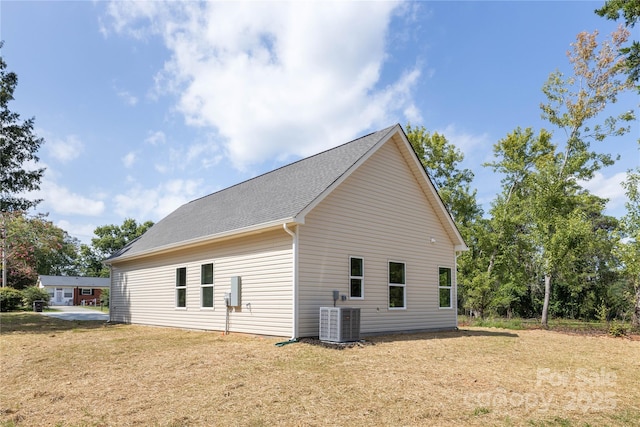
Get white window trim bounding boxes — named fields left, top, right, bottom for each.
left=200, top=262, right=215, bottom=310
left=81, top=288, right=92, bottom=295
left=388, top=260, right=406, bottom=310
left=176, top=267, right=187, bottom=309
left=349, top=256, right=364, bottom=300
left=438, top=266, right=453, bottom=309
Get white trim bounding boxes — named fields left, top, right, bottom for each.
left=283, top=223, right=298, bottom=339
left=106, top=218, right=298, bottom=264
left=438, top=265, right=453, bottom=309
left=388, top=260, right=406, bottom=310
left=175, top=267, right=187, bottom=309
left=349, top=256, right=364, bottom=300
left=200, top=262, right=215, bottom=309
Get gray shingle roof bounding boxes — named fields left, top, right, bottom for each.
left=107, top=125, right=399, bottom=261
left=38, top=275, right=110, bottom=288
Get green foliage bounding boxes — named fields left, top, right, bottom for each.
left=595, top=0, right=640, bottom=90
left=78, top=218, right=154, bottom=277
left=0, top=287, right=23, bottom=312
left=2, top=211, right=80, bottom=289
left=21, top=286, right=50, bottom=308
left=0, top=41, right=45, bottom=212
left=100, top=288, right=109, bottom=307
left=608, top=319, right=629, bottom=337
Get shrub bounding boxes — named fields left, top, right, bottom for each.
left=609, top=320, right=629, bottom=337
left=21, top=286, right=50, bottom=308
left=0, top=287, right=24, bottom=312
left=100, top=288, right=109, bottom=307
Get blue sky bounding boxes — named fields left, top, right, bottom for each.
left=2, top=1, right=638, bottom=244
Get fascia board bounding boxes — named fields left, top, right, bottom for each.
left=104, top=217, right=298, bottom=264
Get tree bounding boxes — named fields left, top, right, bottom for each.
left=0, top=42, right=45, bottom=212
left=78, top=218, right=154, bottom=277
left=2, top=212, right=79, bottom=289
left=596, top=0, right=640, bottom=90
left=536, top=27, right=635, bottom=326
left=617, top=168, right=640, bottom=326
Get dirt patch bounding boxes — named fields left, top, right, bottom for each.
left=298, top=337, right=376, bottom=350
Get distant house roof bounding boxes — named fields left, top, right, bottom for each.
left=37, top=275, right=110, bottom=288
left=106, top=124, right=465, bottom=263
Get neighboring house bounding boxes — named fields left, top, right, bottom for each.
left=37, top=275, right=110, bottom=306
left=105, top=124, right=467, bottom=338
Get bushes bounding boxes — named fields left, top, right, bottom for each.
left=100, top=288, right=109, bottom=307
left=21, top=286, right=50, bottom=308
left=0, top=286, right=50, bottom=312
left=0, top=287, right=24, bottom=312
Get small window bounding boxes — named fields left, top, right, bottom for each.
left=349, top=257, right=364, bottom=299
left=201, top=263, right=214, bottom=308
left=439, top=267, right=452, bottom=309
left=81, top=288, right=92, bottom=295
left=176, top=267, right=187, bottom=308
left=63, top=290, right=72, bottom=298
left=388, top=261, right=406, bottom=309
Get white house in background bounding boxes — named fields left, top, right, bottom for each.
left=37, top=275, right=110, bottom=306
left=104, top=124, right=467, bottom=338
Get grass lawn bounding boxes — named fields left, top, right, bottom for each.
left=1, top=313, right=639, bottom=426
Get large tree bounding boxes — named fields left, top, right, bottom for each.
left=596, top=0, right=640, bottom=90
left=2, top=212, right=79, bottom=289
left=78, top=218, right=154, bottom=277
left=618, top=168, right=640, bottom=326
left=0, top=42, right=45, bottom=212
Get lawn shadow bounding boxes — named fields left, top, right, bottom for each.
left=0, top=312, right=111, bottom=335
left=368, top=328, right=519, bottom=344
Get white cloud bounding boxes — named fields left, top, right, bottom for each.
left=102, top=1, right=420, bottom=170
left=579, top=171, right=628, bottom=212
left=122, top=151, right=136, bottom=168
left=48, top=135, right=84, bottom=163
left=113, top=178, right=204, bottom=221
left=55, top=220, right=97, bottom=244
left=36, top=179, right=105, bottom=216
left=117, top=89, right=138, bottom=106
left=145, top=130, right=166, bottom=145
left=436, top=124, right=490, bottom=157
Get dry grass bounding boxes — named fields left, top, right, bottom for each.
left=1, top=313, right=639, bottom=427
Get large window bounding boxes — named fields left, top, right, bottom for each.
left=349, top=257, right=364, bottom=299
left=176, top=267, right=187, bottom=308
left=388, top=261, right=406, bottom=309
left=439, top=267, right=452, bottom=309
left=201, top=263, right=214, bottom=308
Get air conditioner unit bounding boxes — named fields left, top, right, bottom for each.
left=319, top=307, right=360, bottom=343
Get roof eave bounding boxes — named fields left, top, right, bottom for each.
left=104, top=217, right=300, bottom=265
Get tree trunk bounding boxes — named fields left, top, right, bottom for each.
left=633, top=284, right=640, bottom=328
left=541, top=273, right=551, bottom=328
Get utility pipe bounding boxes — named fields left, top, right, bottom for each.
left=283, top=223, right=298, bottom=340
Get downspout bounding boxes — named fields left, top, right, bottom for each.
left=283, top=223, right=298, bottom=340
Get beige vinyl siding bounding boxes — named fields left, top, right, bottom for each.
left=297, top=136, right=457, bottom=336
left=110, top=228, right=293, bottom=337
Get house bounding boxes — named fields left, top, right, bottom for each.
left=105, top=124, right=467, bottom=338
left=37, top=275, right=110, bottom=306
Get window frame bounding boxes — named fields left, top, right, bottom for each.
left=388, top=260, right=406, bottom=310
left=81, top=288, right=92, bottom=295
left=438, top=266, right=453, bottom=309
left=200, top=263, right=214, bottom=309
left=176, top=267, right=187, bottom=309
left=349, top=256, right=364, bottom=300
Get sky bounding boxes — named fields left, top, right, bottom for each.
left=1, top=1, right=638, bottom=244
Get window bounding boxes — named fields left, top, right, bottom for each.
left=349, top=257, right=364, bottom=299
left=201, top=263, right=214, bottom=308
left=176, top=267, right=187, bottom=308
left=63, top=289, right=72, bottom=298
left=81, top=288, right=92, bottom=295
left=388, top=261, right=406, bottom=309
left=439, top=267, right=452, bottom=309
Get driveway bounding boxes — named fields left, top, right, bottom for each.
left=42, top=305, right=109, bottom=321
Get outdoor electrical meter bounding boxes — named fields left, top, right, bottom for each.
left=230, top=276, right=241, bottom=307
